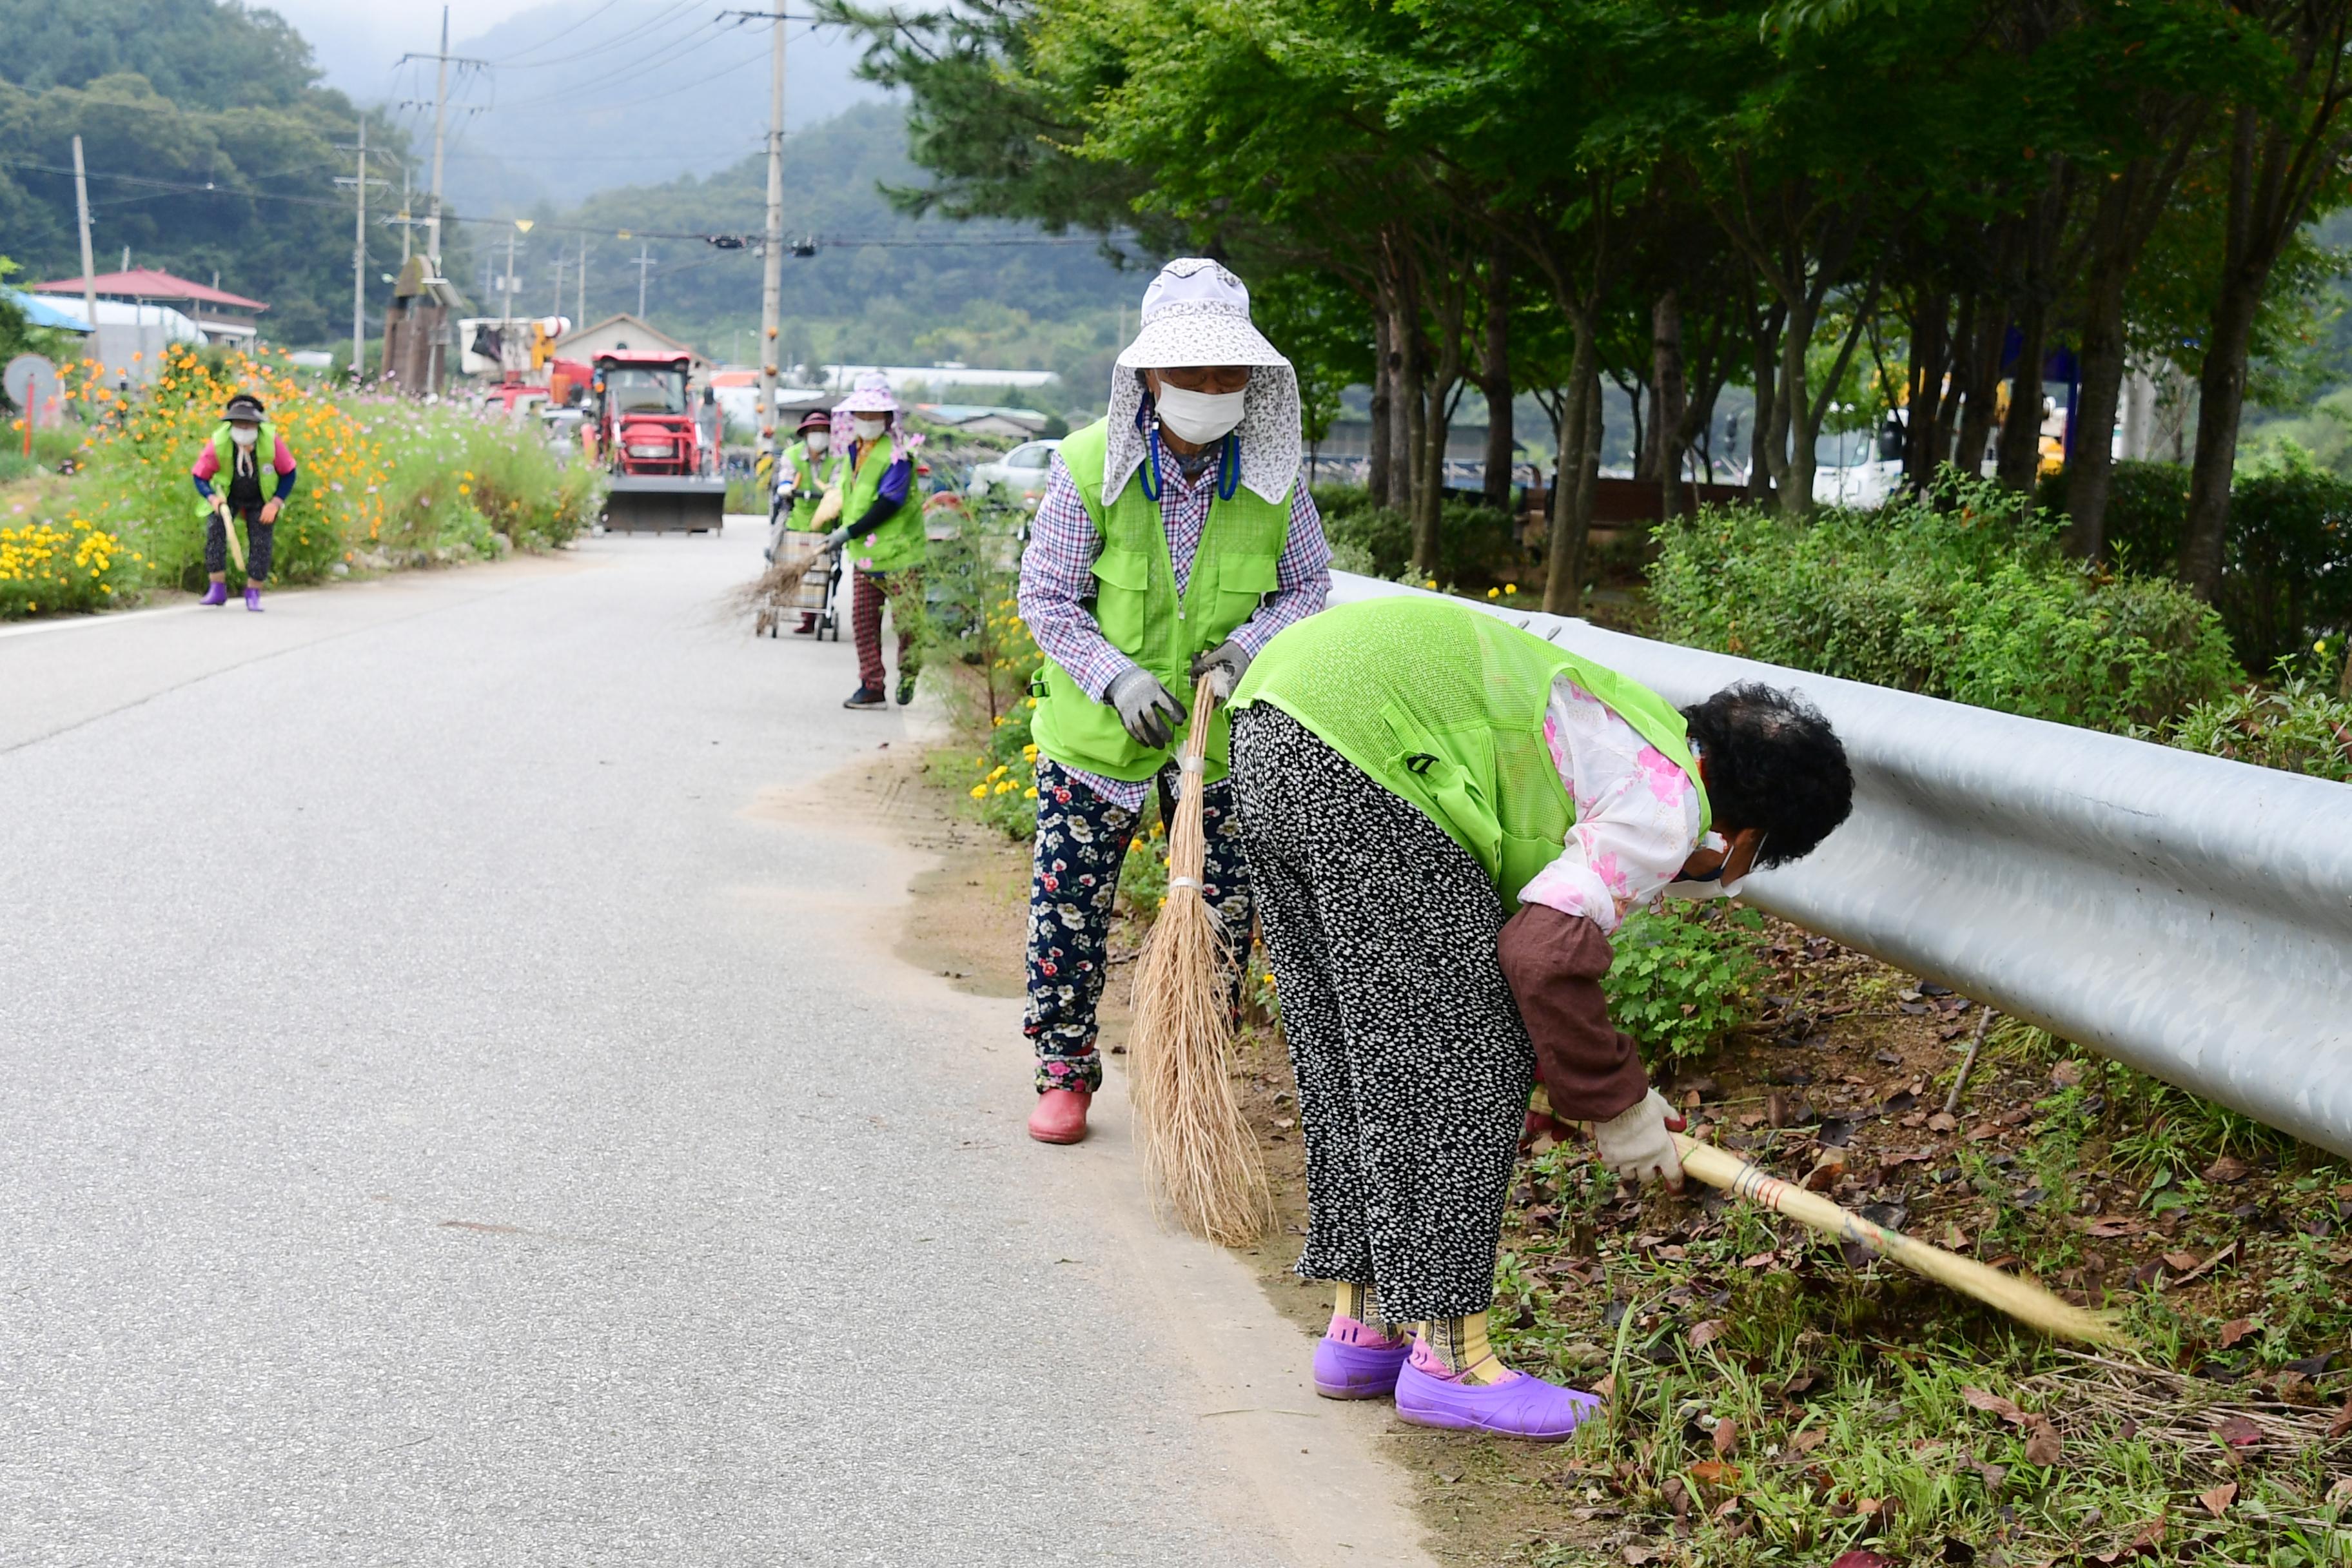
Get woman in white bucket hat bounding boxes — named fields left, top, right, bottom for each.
left=1016, top=257, right=1333, bottom=1145
left=823, top=371, right=923, bottom=708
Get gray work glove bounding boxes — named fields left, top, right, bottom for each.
left=1106, top=665, right=1188, bottom=749
left=1190, top=638, right=1252, bottom=703
left=822, top=525, right=852, bottom=551
left=1591, top=1088, right=1687, bottom=1191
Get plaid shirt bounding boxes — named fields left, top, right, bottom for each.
left=1019, top=440, right=1331, bottom=810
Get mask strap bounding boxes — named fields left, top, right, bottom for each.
left=1140, top=418, right=1164, bottom=504
left=1215, top=430, right=1239, bottom=501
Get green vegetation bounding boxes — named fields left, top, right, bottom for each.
left=1652, top=478, right=2242, bottom=733
left=0, top=6, right=433, bottom=347
left=1602, top=904, right=1767, bottom=1067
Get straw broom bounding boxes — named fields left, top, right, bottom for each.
left=729, top=484, right=845, bottom=622
left=1128, top=672, right=1271, bottom=1246
left=1672, top=1133, right=2123, bottom=1345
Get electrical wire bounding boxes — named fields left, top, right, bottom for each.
left=489, top=14, right=747, bottom=110
left=482, top=0, right=627, bottom=66
left=474, top=0, right=705, bottom=74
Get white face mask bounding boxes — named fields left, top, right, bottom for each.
left=230, top=426, right=259, bottom=447
left=852, top=415, right=887, bottom=442
left=804, top=431, right=830, bottom=456
left=1662, top=832, right=1750, bottom=902
left=1153, top=380, right=1247, bottom=444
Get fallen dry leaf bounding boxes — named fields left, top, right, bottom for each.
left=1594, top=1374, right=1616, bottom=1402
left=2081, top=1217, right=2141, bottom=1238
left=2199, top=1481, right=2237, bottom=1518
left=1689, top=1318, right=1725, bottom=1350
left=2161, top=1250, right=2202, bottom=1272
left=1792, top=1429, right=1828, bottom=1454
left=2023, top=1416, right=2063, bottom=1467
left=2202, top=1154, right=2251, bottom=1184
left=1740, top=1250, right=1776, bottom=1269
left=1971, top=1459, right=2006, bottom=1492
left=1621, top=1545, right=1659, bottom=1566
left=1927, top=1111, right=1957, bottom=1133
left=2050, top=1060, right=2085, bottom=1086
left=1961, top=1386, right=2026, bottom=1424
left=2217, top=1317, right=2260, bottom=1348
left=1713, top=1418, right=1739, bottom=1458
left=1688, top=1459, right=1740, bottom=1487
left=1828, top=1553, right=1892, bottom=1568
left=2328, top=1476, right=2352, bottom=1509
left=2329, top=1396, right=2352, bottom=1440
left=2212, top=1414, right=2263, bottom=1450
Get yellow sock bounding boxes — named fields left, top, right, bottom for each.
left=1329, top=1282, right=1408, bottom=1344
left=1416, top=1313, right=1511, bottom=1385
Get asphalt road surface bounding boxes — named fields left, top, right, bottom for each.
left=0, top=530, right=1433, bottom=1567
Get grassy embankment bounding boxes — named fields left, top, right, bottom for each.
left=1, top=344, right=602, bottom=620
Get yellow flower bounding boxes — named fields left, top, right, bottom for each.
left=1425, top=578, right=1437, bottom=589
left=1024, top=787, right=1037, bottom=799
left=1505, top=583, right=1518, bottom=594
left=1487, top=587, right=1500, bottom=598
left=969, top=783, right=988, bottom=800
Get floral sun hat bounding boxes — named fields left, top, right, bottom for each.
left=835, top=371, right=899, bottom=414
left=1106, top=258, right=1302, bottom=505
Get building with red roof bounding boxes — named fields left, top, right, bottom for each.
left=28, top=267, right=268, bottom=347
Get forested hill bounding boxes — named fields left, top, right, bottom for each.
left=0, top=0, right=438, bottom=348
left=539, top=102, right=1137, bottom=401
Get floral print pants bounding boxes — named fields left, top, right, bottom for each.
left=1023, top=756, right=1253, bottom=1093
left=1230, top=704, right=1534, bottom=1323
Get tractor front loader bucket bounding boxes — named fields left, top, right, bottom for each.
left=602, top=475, right=729, bottom=534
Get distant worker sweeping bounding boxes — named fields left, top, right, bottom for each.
left=822, top=373, right=922, bottom=709
left=190, top=393, right=296, bottom=611
left=1017, top=257, right=1332, bottom=1145
left=1228, top=595, right=1854, bottom=1441
left=770, top=406, right=843, bottom=636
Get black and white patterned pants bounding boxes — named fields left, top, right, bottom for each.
left=203, top=509, right=276, bottom=581
left=1230, top=703, right=1534, bottom=1323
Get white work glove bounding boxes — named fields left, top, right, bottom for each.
left=1190, top=638, right=1252, bottom=702
left=1106, top=665, right=1187, bottom=749
left=1591, top=1088, right=1687, bottom=1191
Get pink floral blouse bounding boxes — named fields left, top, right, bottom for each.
left=1517, top=676, right=1705, bottom=933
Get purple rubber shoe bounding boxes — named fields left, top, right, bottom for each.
left=1313, top=1334, right=1412, bottom=1400
left=244, top=585, right=263, bottom=612
left=1394, top=1358, right=1603, bottom=1442
left=200, top=581, right=229, bottom=607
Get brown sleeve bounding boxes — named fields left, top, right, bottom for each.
left=1498, top=903, right=1649, bottom=1122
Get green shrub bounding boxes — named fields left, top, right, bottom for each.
left=1310, top=482, right=1523, bottom=587
left=1602, top=901, right=1766, bottom=1064
left=2220, top=447, right=2352, bottom=676
left=1652, top=474, right=2241, bottom=731
left=2159, top=675, right=2352, bottom=782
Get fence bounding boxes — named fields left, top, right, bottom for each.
left=1327, top=571, right=2352, bottom=1161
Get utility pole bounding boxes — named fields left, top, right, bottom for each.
left=634, top=243, right=654, bottom=317
left=427, top=6, right=450, bottom=269
left=551, top=253, right=567, bottom=320
left=576, top=235, right=588, bottom=324
left=353, top=122, right=366, bottom=375
left=758, top=0, right=786, bottom=471
left=396, top=8, right=484, bottom=275
left=71, top=135, right=97, bottom=335
left=504, top=229, right=520, bottom=328
left=400, top=165, right=413, bottom=264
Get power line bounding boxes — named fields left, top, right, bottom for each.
left=481, top=0, right=627, bottom=66
left=475, top=0, right=705, bottom=74
left=490, top=14, right=747, bottom=111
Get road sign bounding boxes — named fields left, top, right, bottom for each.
left=6, top=353, right=62, bottom=418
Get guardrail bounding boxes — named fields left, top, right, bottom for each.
left=1327, top=571, right=2352, bottom=1161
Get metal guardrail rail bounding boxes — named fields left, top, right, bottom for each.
left=1328, top=572, right=2352, bottom=1160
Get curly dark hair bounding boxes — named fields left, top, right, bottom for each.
left=1680, top=683, right=1853, bottom=867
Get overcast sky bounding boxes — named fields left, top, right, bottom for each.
left=272, top=0, right=629, bottom=99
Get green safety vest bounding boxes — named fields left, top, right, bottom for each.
left=787, top=441, right=843, bottom=531
left=843, top=433, right=923, bottom=573
left=1232, top=596, right=1710, bottom=909
left=1030, top=418, right=1291, bottom=784
left=194, top=421, right=279, bottom=516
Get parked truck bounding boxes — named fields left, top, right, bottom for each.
left=585, top=348, right=727, bottom=533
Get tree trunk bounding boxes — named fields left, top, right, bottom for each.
left=1995, top=295, right=2047, bottom=494
left=1902, top=289, right=1950, bottom=495
left=1653, top=289, right=1688, bottom=519
left=1776, top=293, right=1818, bottom=516
left=2066, top=197, right=2133, bottom=560
left=1545, top=313, right=1598, bottom=616
left=1747, top=300, right=1781, bottom=505
left=2181, top=278, right=2260, bottom=600
left=1953, top=297, right=2003, bottom=484
left=1369, top=304, right=1394, bottom=507
left=1393, top=284, right=1425, bottom=525
left=1934, top=293, right=1975, bottom=482
left=1480, top=247, right=1514, bottom=511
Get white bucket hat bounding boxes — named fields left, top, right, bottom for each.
left=1107, top=259, right=1302, bottom=505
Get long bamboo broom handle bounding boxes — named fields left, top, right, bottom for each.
left=1672, top=1133, right=2122, bottom=1345
left=214, top=499, right=246, bottom=573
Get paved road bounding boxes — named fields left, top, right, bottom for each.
left=0, top=531, right=1433, bottom=1567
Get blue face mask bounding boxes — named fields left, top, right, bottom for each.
left=1665, top=832, right=1759, bottom=900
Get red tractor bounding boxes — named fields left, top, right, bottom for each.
left=586, top=348, right=727, bottom=533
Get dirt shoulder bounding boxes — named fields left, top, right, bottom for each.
left=889, top=741, right=2352, bottom=1568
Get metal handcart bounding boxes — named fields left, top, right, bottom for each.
left=756, top=528, right=844, bottom=641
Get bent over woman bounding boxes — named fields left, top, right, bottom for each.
left=1228, top=594, right=1853, bottom=1442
